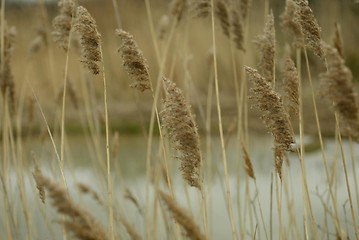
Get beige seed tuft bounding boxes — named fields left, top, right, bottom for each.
left=116, top=29, right=151, bottom=92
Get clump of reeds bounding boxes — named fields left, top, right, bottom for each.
left=160, top=78, right=202, bottom=189
left=246, top=66, right=295, bottom=151
left=33, top=170, right=108, bottom=240
left=281, top=0, right=323, bottom=58
left=159, top=190, right=206, bottom=240
left=320, top=43, right=359, bottom=141
left=0, top=22, right=16, bottom=112
left=254, top=11, right=275, bottom=84
left=116, top=29, right=151, bottom=92
left=74, top=6, right=102, bottom=75
left=282, top=56, right=299, bottom=117
left=52, top=0, right=76, bottom=50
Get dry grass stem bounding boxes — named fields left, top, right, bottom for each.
left=246, top=66, right=295, bottom=151
left=215, top=0, right=230, bottom=37
left=160, top=190, right=206, bottom=240
left=52, top=0, right=76, bottom=51
left=332, top=22, right=344, bottom=58
left=74, top=6, right=102, bottom=75
left=320, top=43, right=359, bottom=141
left=116, top=29, right=151, bottom=92
left=254, top=11, right=275, bottom=84
left=161, top=78, right=202, bottom=189
left=0, top=22, right=16, bottom=111
left=282, top=56, right=299, bottom=116
left=34, top=171, right=108, bottom=240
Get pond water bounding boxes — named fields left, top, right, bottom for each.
left=1, top=134, right=359, bottom=239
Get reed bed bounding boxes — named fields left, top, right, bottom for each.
left=1, top=0, right=359, bottom=239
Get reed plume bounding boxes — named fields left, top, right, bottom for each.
left=230, top=7, right=245, bottom=51
left=28, top=28, right=48, bottom=56
left=77, top=182, right=104, bottom=206
left=282, top=56, right=299, bottom=117
left=120, top=218, right=142, bottom=240
left=240, top=0, right=252, bottom=21
left=241, top=141, right=255, bottom=180
left=52, top=0, right=76, bottom=50
left=0, top=22, right=16, bottom=112
left=280, top=0, right=303, bottom=48
left=190, top=0, right=211, bottom=18
left=246, top=67, right=295, bottom=151
left=161, top=78, right=202, bottom=189
left=116, top=29, right=151, bottom=92
left=281, top=0, right=323, bottom=58
left=215, top=0, right=230, bottom=37
left=254, top=11, right=275, bottom=84
left=157, top=15, right=170, bottom=40
left=32, top=162, right=45, bottom=204
left=74, top=6, right=102, bottom=75
left=159, top=190, right=206, bottom=240
left=33, top=171, right=108, bottom=240
left=320, top=43, right=359, bottom=141
left=274, top=145, right=284, bottom=180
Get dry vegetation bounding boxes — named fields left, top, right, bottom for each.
left=1, top=0, right=359, bottom=239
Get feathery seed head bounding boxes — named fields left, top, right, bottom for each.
left=215, top=0, right=230, bottom=37
left=161, top=78, right=202, bottom=189
left=282, top=56, right=299, bottom=116
left=116, top=29, right=151, bottom=92
left=74, top=6, right=102, bottom=75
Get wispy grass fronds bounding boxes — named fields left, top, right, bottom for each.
left=32, top=162, right=45, bottom=204
left=161, top=78, right=202, bottom=189
left=159, top=191, right=206, bottom=240
left=295, top=0, right=323, bottom=58
left=52, top=0, right=76, bottom=50
left=241, top=141, right=255, bottom=180
left=120, top=218, right=142, bottom=240
left=230, top=7, right=245, bottom=51
left=169, top=0, right=188, bottom=22
left=77, top=182, right=104, bottom=206
left=280, top=0, right=303, bottom=48
left=215, top=0, right=230, bottom=37
left=0, top=22, right=16, bottom=111
left=28, top=28, right=48, bottom=56
left=246, top=67, right=295, bottom=151
left=320, top=43, right=359, bottom=141
left=240, top=0, right=252, bottom=21
left=116, top=29, right=151, bottom=92
left=190, top=0, right=211, bottom=18
left=74, top=6, right=102, bottom=75
left=332, top=22, right=344, bottom=58
left=254, top=11, right=275, bottom=84
left=34, top=171, right=108, bottom=240
left=282, top=56, right=299, bottom=117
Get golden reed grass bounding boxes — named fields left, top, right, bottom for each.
left=161, top=78, right=202, bottom=189
left=52, top=0, right=76, bottom=51
left=116, top=29, right=151, bottom=92
left=320, top=43, right=359, bottom=141
left=74, top=6, right=102, bottom=75
left=160, top=190, right=206, bottom=240
left=254, top=11, right=275, bottom=84
left=33, top=170, right=108, bottom=240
